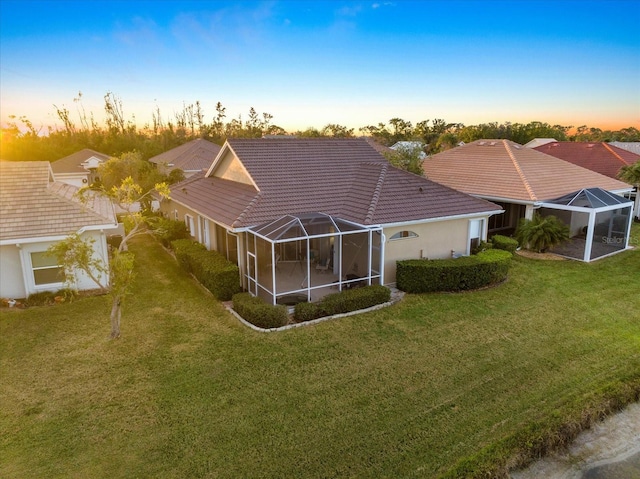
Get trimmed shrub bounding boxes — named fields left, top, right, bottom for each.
left=153, top=218, right=191, bottom=248
left=491, top=234, right=519, bottom=253
left=171, top=239, right=241, bottom=300
left=171, top=239, right=206, bottom=273
left=24, top=291, right=57, bottom=307
left=396, top=249, right=512, bottom=294
left=293, top=284, right=391, bottom=322
left=232, top=293, right=288, bottom=329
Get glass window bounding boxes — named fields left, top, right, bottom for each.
left=389, top=231, right=418, bottom=241
left=31, top=252, right=63, bottom=286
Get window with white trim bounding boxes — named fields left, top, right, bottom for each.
left=389, top=230, right=418, bottom=241
left=31, top=251, right=64, bottom=286
left=174, top=209, right=179, bottom=221
left=185, top=214, right=195, bottom=237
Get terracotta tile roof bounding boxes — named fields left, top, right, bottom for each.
left=0, top=161, right=117, bottom=242
left=50, top=148, right=110, bottom=174
left=168, top=138, right=500, bottom=229
left=533, top=141, right=640, bottom=180
left=423, top=139, right=631, bottom=203
left=149, top=138, right=222, bottom=173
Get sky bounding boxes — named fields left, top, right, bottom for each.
left=1, top=0, right=639, bottom=134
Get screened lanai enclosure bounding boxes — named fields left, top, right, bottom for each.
left=539, top=188, right=633, bottom=262
left=244, top=213, right=383, bottom=305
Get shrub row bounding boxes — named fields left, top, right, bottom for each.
left=153, top=218, right=191, bottom=248
left=396, top=249, right=512, bottom=293
left=293, top=284, right=391, bottom=322
left=171, top=239, right=241, bottom=301
left=232, top=293, right=289, bottom=329
left=491, top=234, right=519, bottom=253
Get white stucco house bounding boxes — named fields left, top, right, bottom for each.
left=50, top=148, right=110, bottom=187
left=0, top=161, right=119, bottom=300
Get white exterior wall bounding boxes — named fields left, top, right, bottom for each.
left=52, top=173, right=89, bottom=188
left=0, top=230, right=111, bottom=299
left=0, top=245, right=27, bottom=299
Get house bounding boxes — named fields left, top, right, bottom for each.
left=531, top=141, right=640, bottom=219
left=423, top=139, right=634, bottom=261
left=159, top=138, right=502, bottom=304
left=50, top=148, right=110, bottom=187
left=0, top=161, right=118, bottom=300
left=523, top=138, right=557, bottom=149
left=390, top=141, right=427, bottom=159
left=149, top=138, right=222, bottom=178
left=609, top=141, right=640, bottom=156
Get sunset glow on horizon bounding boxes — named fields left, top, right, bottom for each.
left=1, top=0, right=639, bottom=135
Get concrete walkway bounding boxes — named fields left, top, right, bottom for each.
left=510, top=403, right=640, bottom=479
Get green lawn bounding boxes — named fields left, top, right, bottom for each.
left=2, top=225, right=639, bottom=479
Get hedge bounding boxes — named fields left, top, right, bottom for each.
left=396, top=249, right=512, bottom=294
left=232, top=293, right=289, bottom=329
left=153, top=218, right=191, bottom=248
left=491, top=234, right=519, bottom=253
left=171, top=239, right=241, bottom=300
left=293, top=284, right=391, bottom=322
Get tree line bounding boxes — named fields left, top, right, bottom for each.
left=1, top=91, right=639, bottom=162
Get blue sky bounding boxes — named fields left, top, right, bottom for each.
left=1, top=0, right=639, bottom=133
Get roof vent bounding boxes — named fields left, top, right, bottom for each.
left=479, top=141, right=486, bottom=146
left=587, top=144, right=595, bottom=148
left=418, top=186, right=424, bottom=193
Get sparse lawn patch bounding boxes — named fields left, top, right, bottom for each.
left=2, top=225, right=639, bottom=478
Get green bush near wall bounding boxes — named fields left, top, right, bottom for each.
left=232, top=293, right=289, bottom=329
left=153, top=218, right=191, bottom=248
left=171, top=239, right=241, bottom=301
left=491, top=234, right=519, bottom=253
left=396, top=249, right=512, bottom=294
left=293, top=284, right=391, bottom=322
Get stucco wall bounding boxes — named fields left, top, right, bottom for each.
left=0, top=230, right=111, bottom=299
left=159, top=200, right=218, bottom=250
left=383, top=217, right=483, bottom=284
left=0, top=245, right=26, bottom=299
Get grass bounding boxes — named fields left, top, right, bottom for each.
left=1, top=224, right=639, bottom=479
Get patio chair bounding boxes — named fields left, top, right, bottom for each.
left=315, top=257, right=330, bottom=273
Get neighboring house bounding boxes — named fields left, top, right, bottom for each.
left=149, top=138, right=222, bottom=178
left=532, top=141, right=640, bottom=220
left=390, top=141, right=427, bottom=159
left=51, top=148, right=110, bottom=187
left=523, top=138, right=557, bottom=149
left=609, top=141, right=640, bottom=156
left=0, top=161, right=118, bottom=300
left=159, top=138, right=502, bottom=304
left=423, top=140, right=634, bottom=261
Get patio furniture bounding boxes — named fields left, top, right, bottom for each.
left=315, top=257, right=330, bottom=273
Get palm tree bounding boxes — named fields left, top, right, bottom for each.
left=515, top=213, right=570, bottom=253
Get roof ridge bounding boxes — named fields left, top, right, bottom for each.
left=503, top=140, right=537, bottom=201
left=364, top=163, right=388, bottom=225
left=602, top=142, right=631, bottom=166
left=233, top=191, right=262, bottom=228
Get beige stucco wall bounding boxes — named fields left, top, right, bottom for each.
left=159, top=199, right=219, bottom=251
left=382, top=217, right=486, bottom=284
left=212, top=150, right=253, bottom=185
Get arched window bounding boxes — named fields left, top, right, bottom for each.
left=389, top=230, right=418, bottom=240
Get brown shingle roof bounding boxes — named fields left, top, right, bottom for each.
left=149, top=138, right=222, bottom=173
left=169, top=138, right=500, bottom=229
left=423, top=139, right=631, bottom=203
left=50, top=148, right=110, bottom=174
left=533, top=141, right=640, bottom=180
left=0, top=161, right=117, bottom=241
